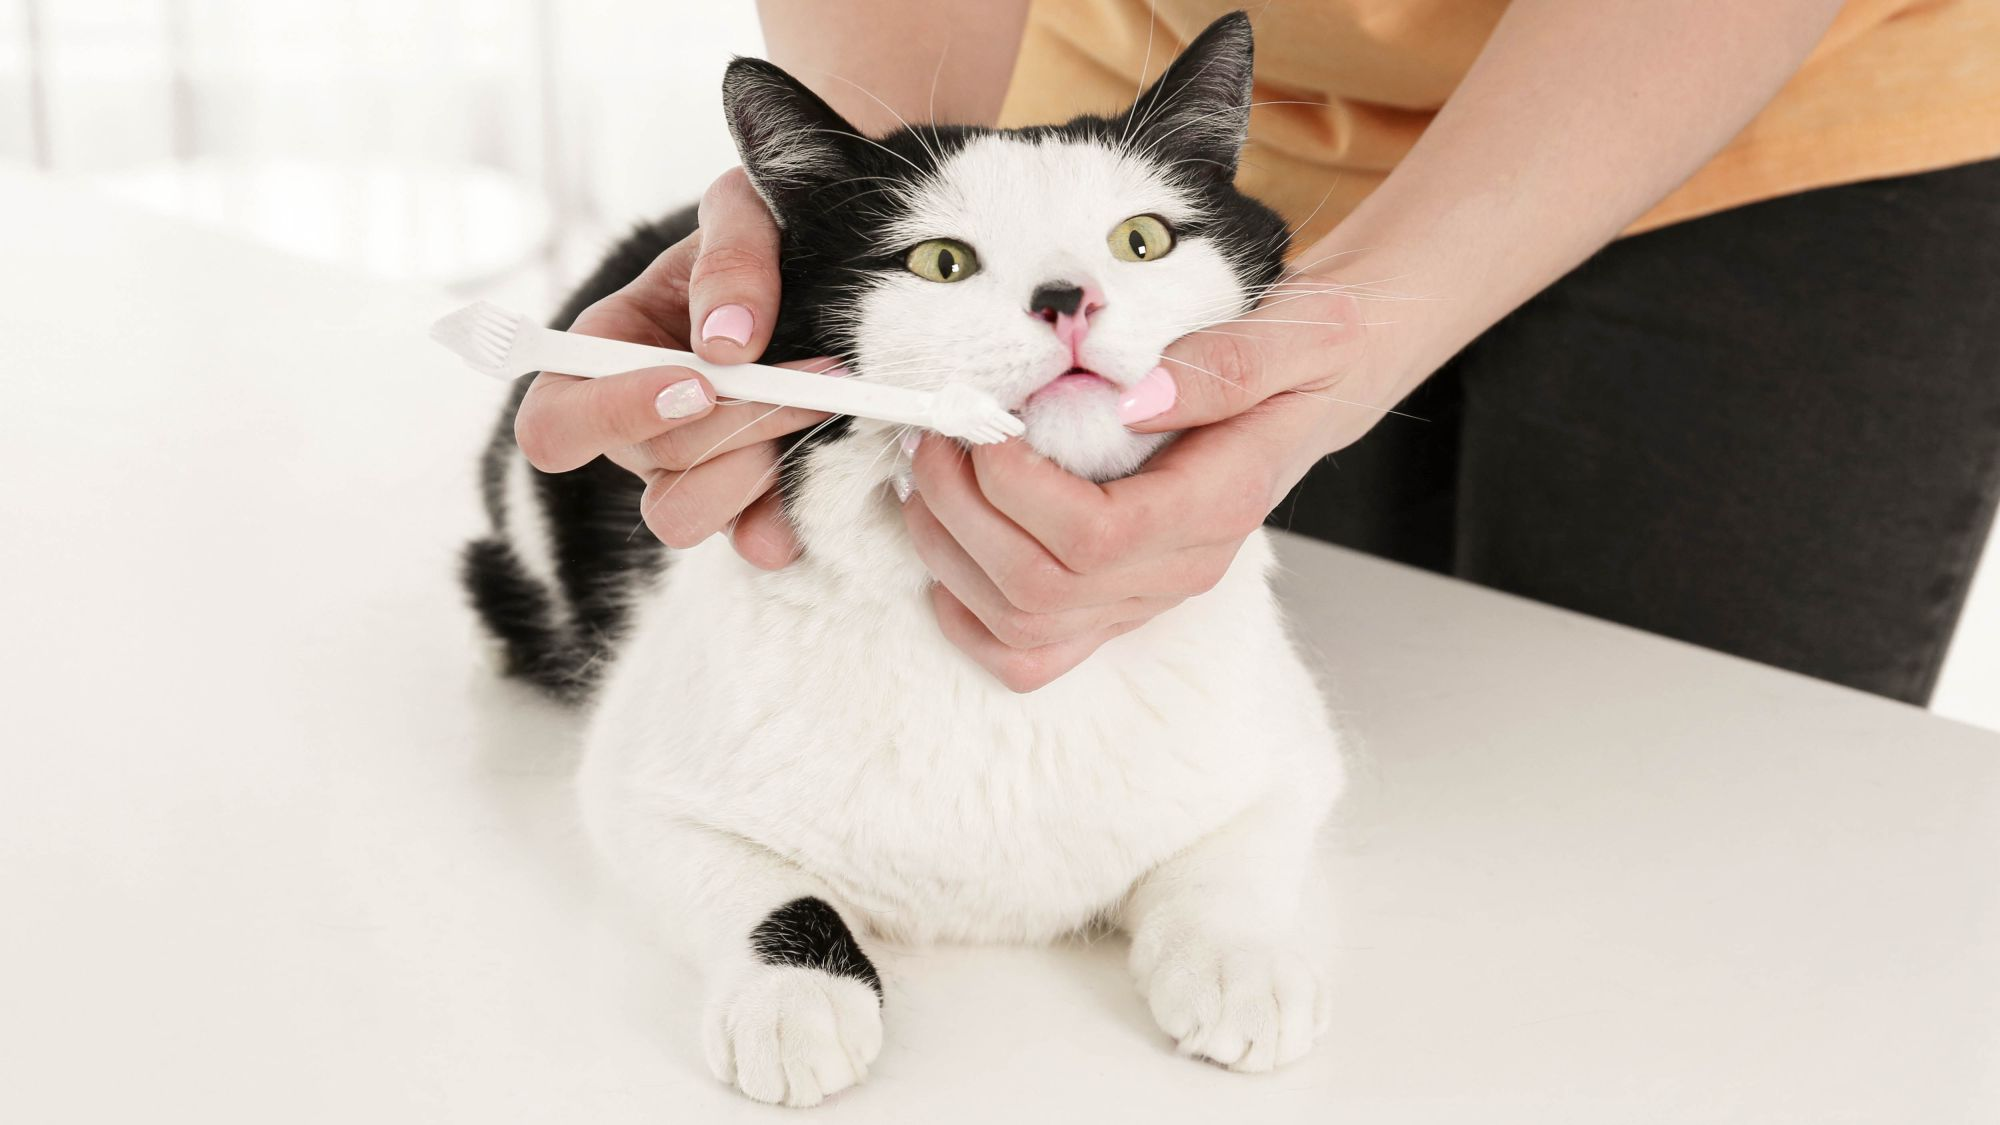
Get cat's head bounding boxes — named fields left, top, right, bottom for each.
left=722, top=11, right=1288, bottom=481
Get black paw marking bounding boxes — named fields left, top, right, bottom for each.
left=750, top=897, right=883, bottom=999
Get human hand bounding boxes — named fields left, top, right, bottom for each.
left=510, top=167, right=829, bottom=569
left=902, top=279, right=1416, bottom=691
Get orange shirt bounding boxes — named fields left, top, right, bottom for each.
left=999, top=0, right=2000, bottom=249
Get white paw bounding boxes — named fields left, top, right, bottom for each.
left=1132, top=932, right=1329, bottom=1073
left=703, top=966, right=884, bottom=1107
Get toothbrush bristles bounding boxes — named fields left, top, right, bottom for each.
left=430, top=300, right=526, bottom=378
left=927, top=384, right=1026, bottom=445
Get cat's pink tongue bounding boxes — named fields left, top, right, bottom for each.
left=1029, top=365, right=1175, bottom=423
left=1039, top=371, right=1115, bottom=396
left=1032, top=366, right=1168, bottom=422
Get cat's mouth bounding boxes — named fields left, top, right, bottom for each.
left=1029, top=367, right=1117, bottom=403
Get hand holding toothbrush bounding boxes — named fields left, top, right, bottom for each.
left=512, top=170, right=838, bottom=569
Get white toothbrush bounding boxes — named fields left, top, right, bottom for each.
left=429, top=301, right=1025, bottom=445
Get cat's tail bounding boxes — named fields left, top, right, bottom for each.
left=461, top=531, right=588, bottom=700
left=458, top=207, right=698, bottom=702
left=460, top=382, right=615, bottom=703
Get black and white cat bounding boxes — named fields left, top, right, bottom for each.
left=465, top=12, right=1344, bottom=1107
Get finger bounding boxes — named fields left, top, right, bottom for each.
left=969, top=392, right=1337, bottom=574
left=903, top=494, right=1171, bottom=648
left=515, top=366, right=716, bottom=473
left=1129, top=287, right=1367, bottom=433
left=607, top=355, right=840, bottom=474
left=626, top=398, right=830, bottom=473
left=929, top=585, right=1147, bottom=694
left=731, top=488, right=801, bottom=571
left=906, top=437, right=1238, bottom=608
left=957, top=431, right=1252, bottom=574
left=516, top=235, right=716, bottom=472
left=570, top=234, right=701, bottom=345
left=637, top=441, right=784, bottom=550
left=905, top=436, right=1095, bottom=612
left=688, top=167, right=783, bottom=364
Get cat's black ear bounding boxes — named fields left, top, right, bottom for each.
left=721, top=58, right=863, bottom=222
left=1125, top=11, right=1256, bottom=177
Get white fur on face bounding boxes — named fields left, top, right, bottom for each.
left=849, top=136, right=1251, bottom=480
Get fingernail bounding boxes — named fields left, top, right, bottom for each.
left=1117, top=366, right=1177, bottom=426
left=891, top=471, right=915, bottom=504
left=655, top=379, right=710, bottom=419
left=900, top=430, right=922, bottom=458
left=700, top=304, right=754, bottom=347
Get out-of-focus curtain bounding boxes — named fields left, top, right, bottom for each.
left=0, top=0, right=759, bottom=293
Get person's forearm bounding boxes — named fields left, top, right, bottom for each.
left=1316, top=0, right=1844, bottom=398
left=757, top=0, right=1029, bottom=134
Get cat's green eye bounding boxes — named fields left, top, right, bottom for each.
left=906, top=239, right=980, bottom=283
left=1108, top=214, right=1175, bottom=262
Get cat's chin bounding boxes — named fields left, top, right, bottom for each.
left=1020, top=391, right=1172, bottom=482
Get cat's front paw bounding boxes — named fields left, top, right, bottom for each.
left=703, top=966, right=883, bottom=1107
left=1131, top=931, right=1330, bottom=1073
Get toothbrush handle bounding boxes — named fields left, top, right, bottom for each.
left=528, top=327, right=933, bottom=427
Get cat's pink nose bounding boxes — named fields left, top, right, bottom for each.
left=1028, top=282, right=1105, bottom=352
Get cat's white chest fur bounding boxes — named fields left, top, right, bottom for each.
left=578, top=505, right=1337, bottom=945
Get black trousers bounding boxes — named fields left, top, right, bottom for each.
left=1276, top=159, right=2000, bottom=705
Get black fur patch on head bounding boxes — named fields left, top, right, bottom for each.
left=750, top=897, right=883, bottom=999
left=717, top=10, right=1285, bottom=377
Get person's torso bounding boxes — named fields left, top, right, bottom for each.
left=1001, top=0, right=2000, bottom=248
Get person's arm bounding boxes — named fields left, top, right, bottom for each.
left=511, top=1, right=1026, bottom=567
left=759, top=0, right=1026, bottom=132
left=906, top=0, right=1847, bottom=690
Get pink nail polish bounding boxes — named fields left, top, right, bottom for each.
left=700, top=304, right=754, bottom=347
left=1117, top=366, right=1177, bottom=425
left=655, top=379, right=711, bottom=420
left=900, top=431, right=922, bottom=458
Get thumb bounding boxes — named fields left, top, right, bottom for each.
left=686, top=166, right=784, bottom=365
left=1127, top=288, right=1366, bottom=433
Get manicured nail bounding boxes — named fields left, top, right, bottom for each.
left=655, top=379, right=710, bottom=420
left=1117, top=366, right=1177, bottom=425
left=891, top=471, right=915, bottom=504
left=900, top=430, right=922, bottom=458
left=700, top=303, right=754, bottom=347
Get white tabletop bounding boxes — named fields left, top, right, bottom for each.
left=4, top=169, right=1997, bottom=1124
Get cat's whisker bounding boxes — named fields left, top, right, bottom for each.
left=817, top=71, right=947, bottom=169
left=629, top=401, right=801, bottom=539
left=804, top=127, right=932, bottom=182
left=855, top=424, right=915, bottom=491
left=732, top=411, right=857, bottom=511
left=1283, top=180, right=1341, bottom=244
left=1123, top=57, right=1294, bottom=167
left=1229, top=317, right=1373, bottom=328
left=927, top=47, right=948, bottom=143
left=1119, top=1, right=1160, bottom=149
left=1280, top=245, right=1388, bottom=278
left=1158, top=355, right=1426, bottom=421
left=823, top=184, right=920, bottom=215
